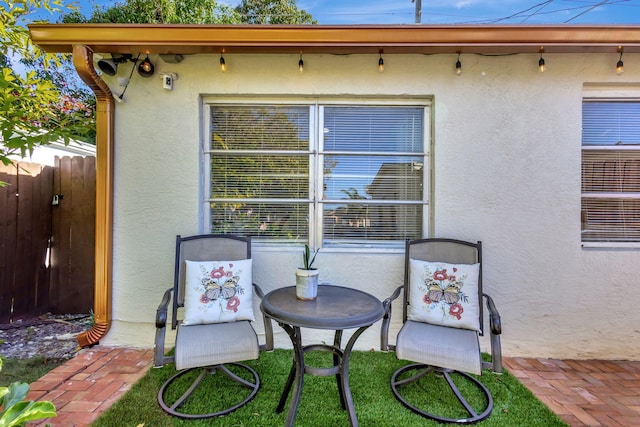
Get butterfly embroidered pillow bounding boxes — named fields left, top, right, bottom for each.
left=183, top=259, right=255, bottom=325
left=408, top=259, right=481, bottom=331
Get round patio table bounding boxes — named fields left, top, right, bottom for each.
left=260, top=285, right=384, bottom=427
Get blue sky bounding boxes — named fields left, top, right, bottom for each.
left=71, top=0, right=640, bottom=24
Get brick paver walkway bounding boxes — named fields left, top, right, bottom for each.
left=504, top=357, right=640, bottom=426
left=26, top=346, right=153, bottom=426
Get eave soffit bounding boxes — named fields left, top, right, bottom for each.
left=28, top=24, right=640, bottom=56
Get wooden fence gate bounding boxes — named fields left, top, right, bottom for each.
left=0, top=157, right=95, bottom=323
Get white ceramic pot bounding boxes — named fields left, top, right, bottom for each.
left=295, top=268, right=319, bottom=300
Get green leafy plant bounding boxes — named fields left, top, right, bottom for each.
left=302, top=244, right=318, bottom=270
left=0, top=359, right=56, bottom=426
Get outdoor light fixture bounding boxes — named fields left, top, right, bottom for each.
left=455, top=51, right=462, bottom=76
left=538, top=47, right=546, bottom=73
left=378, top=51, right=385, bottom=72
left=220, top=54, right=227, bottom=72
left=298, top=52, right=304, bottom=72
left=137, top=55, right=154, bottom=78
left=616, top=46, right=624, bottom=75
left=97, top=53, right=134, bottom=76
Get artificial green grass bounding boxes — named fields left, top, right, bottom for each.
left=0, top=356, right=68, bottom=385
left=92, top=350, right=568, bottom=426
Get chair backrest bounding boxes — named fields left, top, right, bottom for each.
left=172, top=234, right=251, bottom=329
left=403, top=238, right=484, bottom=335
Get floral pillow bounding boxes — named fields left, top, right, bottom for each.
left=182, top=259, right=255, bottom=325
left=407, top=259, right=481, bottom=331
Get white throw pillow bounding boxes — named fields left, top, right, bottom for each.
left=407, top=259, right=481, bottom=331
left=182, top=259, right=255, bottom=325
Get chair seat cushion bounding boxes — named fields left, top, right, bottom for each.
left=396, top=320, right=482, bottom=375
left=175, top=320, right=259, bottom=370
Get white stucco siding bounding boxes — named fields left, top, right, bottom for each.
left=102, top=52, right=640, bottom=360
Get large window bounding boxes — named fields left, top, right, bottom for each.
left=205, top=100, right=430, bottom=248
left=582, top=100, right=640, bottom=243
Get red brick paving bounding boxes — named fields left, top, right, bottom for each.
left=504, top=357, right=640, bottom=427
left=26, top=346, right=153, bottom=427
left=23, top=348, right=640, bottom=427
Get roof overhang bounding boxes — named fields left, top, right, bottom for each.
left=28, top=24, right=640, bottom=56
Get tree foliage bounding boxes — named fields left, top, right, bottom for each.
left=0, top=0, right=94, bottom=172
left=62, top=0, right=240, bottom=24
left=62, top=0, right=315, bottom=25
left=236, top=0, right=316, bottom=24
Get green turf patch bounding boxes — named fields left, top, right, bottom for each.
left=92, top=350, right=567, bottom=426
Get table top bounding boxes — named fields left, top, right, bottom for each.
left=260, top=285, right=384, bottom=330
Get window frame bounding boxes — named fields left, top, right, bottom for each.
left=202, top=96, right=432, bottom=250
left=581, top=96, right=640, bottom=248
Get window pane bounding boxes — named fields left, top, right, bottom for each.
left=211, top=106, right=309, bottom=150
left=583, top=102, right=640, bottom=146
left=210, top=202, right=309, bottom=240
left=324, top=155, right=423, bottom=201
left=581, top=198, right=640, bottom=242
left=323, top=107, right=423, bottom=152
left=323, top=203, right=422, bottom=243
left=211, top=154, right=309, bottom=199
left=582, top=150, right=640, bottom=193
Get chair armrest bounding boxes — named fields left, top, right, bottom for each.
left=253, top=283, right=274, bottom=351
left=252, top=282, right=266, bottom=299
left=154, top=287, right=174, bottom=368
left=380, top=285, right=403, bottom=351
left=156, top=288, right=173, bottom=328
left=483, top=292, right=503, bottom=373
left=483, top=293, right=501, bottom=335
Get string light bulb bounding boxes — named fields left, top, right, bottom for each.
left=538, top=47, right=546, bottom=73
left=298, top=52, right=304, bottom=72
left=455, top=51, right=462, bottom=76
left=219, top=54, right=226, bottom=72
left=378, top=51, right=385, bottom=72
left=616, top=46, right=624, bottom=76
left=137, top=54, right=154, bottom=78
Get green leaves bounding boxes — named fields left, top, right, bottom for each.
left=0, top=359, right=57, bottom=427
left=302, top=244, right=318, bottom=270
left=1, top=0, right=92, bottom=170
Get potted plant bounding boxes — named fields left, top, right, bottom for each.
left=295, top=244, right=319, bottom=300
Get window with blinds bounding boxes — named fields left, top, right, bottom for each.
left=581, top=100, right=640, bottom=243
left=206, top=101, right=429, bottom=247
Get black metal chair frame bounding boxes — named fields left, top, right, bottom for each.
left=153, top=234, right=273, bottom=420
left=381, top=238, right=502, bottom=424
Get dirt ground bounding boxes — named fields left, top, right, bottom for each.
left=0, top=314, right=92, bottom=360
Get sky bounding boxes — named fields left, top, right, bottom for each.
left=69, top=0, right=640, bottom=25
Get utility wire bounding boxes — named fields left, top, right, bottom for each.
left=564, top=0, right=616, bottom=22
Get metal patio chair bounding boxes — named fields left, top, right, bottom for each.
left=153, top=234, right=273, bottom=419
left=381, top=238, right=502, bottom=424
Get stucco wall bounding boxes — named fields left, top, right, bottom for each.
left=101, top=52, right=640, bottom=360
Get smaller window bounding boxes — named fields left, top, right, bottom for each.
left=581, top=100, right=640, bottom=243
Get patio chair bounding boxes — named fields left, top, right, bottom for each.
left=153, top=234, right=273, bottom=419
left=380, top=238, right=502, bottom=424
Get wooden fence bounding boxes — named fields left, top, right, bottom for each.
left=0, top=157, right=95, bottom=323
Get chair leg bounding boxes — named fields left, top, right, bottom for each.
left=391, top=363, right=493, bottom=424
left=158, top=362, right=260, bottom=419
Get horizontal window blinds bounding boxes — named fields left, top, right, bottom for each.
left=209, top=105, right=310, bottom=239
left=582, top=101, right=640, bottom=242
left=583, top=101, right=640, bottom=146
left=321, top=107, right=424, bottom=243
